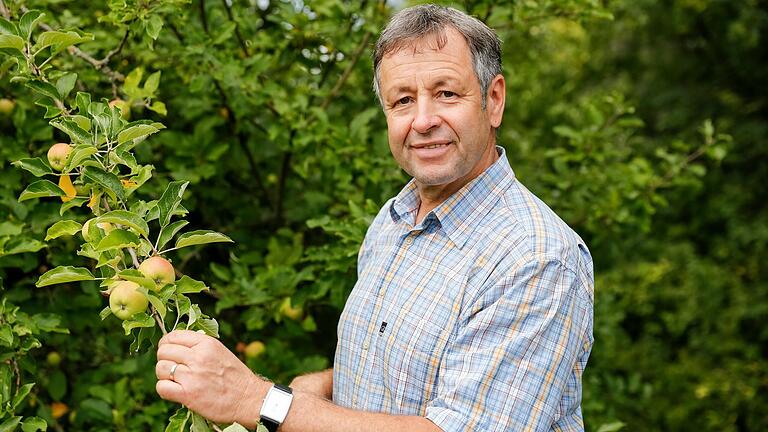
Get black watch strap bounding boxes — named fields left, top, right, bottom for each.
left=260, top=384, right=293, bottom=432
left=261, top=416, right=279, bottom=432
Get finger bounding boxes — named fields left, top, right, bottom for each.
left=156, top=379, right=186, bottom=404
left=159, top=329, right=207, bottom=347
left=157, top=343, right=195, bottom=364
left=156, top=359, right=181, bottom=380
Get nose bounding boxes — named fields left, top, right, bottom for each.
left=411, top=99, right=441, bottom=134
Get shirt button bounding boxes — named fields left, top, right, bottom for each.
left=363, top=342, right=369, bottom=350
left=404, top=237, right=413, bottom=245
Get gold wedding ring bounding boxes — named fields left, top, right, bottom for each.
left=169, top=363, right=179, bottom=382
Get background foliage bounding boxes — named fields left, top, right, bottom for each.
left=0, top=0, right=765, bottom=431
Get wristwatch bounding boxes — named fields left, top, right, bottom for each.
left=259, top=383, right=293, bottom=432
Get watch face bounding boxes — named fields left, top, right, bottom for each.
left=261, top=387, right=293, bottom=424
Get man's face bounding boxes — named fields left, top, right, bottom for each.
left=378, top=28, right=504, bottom=193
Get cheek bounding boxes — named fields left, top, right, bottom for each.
left=386, top=115, right=410, bottom=144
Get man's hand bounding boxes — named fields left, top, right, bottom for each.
left=155, top=330, right=269, bottom=428
left=290, top=368, right=333, bottom=400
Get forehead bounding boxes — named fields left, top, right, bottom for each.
left=378, top=28, right=474, bottom=85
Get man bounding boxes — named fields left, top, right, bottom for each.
left=155, top=4, right=594, bottom=431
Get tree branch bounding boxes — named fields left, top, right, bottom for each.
left=220, top=0, right=250, bottom=57
left=320, top=31, right=372, bottom=110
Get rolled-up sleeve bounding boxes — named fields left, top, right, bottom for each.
left=425, top=256, right=593, bottom=432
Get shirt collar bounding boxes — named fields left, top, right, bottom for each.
left=388, top=146, right=516, bottom=249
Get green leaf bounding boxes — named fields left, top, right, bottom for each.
left=11, top=383, right=35, bottom=410
left=25, top=81, right=60, bottom=101
left=95, top=229, right=140, bottom=252
left=117, top=269, right=157, bottom=292
left=11, top=158, right=53, bottom=177
left=193, top=317, right=219, bottom=338
left=18, top=179, right=65, bottom=201
left=96, top=210, right=149, bottom=237
left=19, top=10, right=44, bottom=40
left=144, top=71, right=161, bottom=93
left=45, top=220, right=82, bottom=240
left=124, top=68, right=143, bottom=98
left=0, top=17, right=19, bottom=36
left=121, top=312, right=154, bottom=335
left=20, top=417, right=47, bottom=432
left=222, top=424, right=250, bottom=432
left=59, top=197, right=89, bottom=215
left=146, top=15, right=164, bottom=40
left=148, top=101, right=167, bottom=116
left=0, top=325, right=12, bottom=346
left=164, top=407, right=191, bottom=432
left=63, top=144, right=98, bottom=172
left=50, top=116, right=91, bottom=144
left=76, top=91, right=91, bottom=114
left=117, top=123, right=164, bottom=146
left=597, top=422, right=626, bottom=432
left=147, top=292, right=167, bottom=320
left=82, top=166, right=125, bottom=201
left=190, top=413, right=211, bottom=432
left=99, top=306, right=112, bottom=320
left=0, top=417, right=22, bottom=432
left=36, top=266, right=95, bottom=287
left=174, top=230, right=233, bottom=250
left=156, top=220, right=189, bottom=251
left=36, top=30, right=93, bottom=54
left=55, top=73, right=78, bottom=99
left=2, top=237, right=46, bottom=255
left=0, top=34, right=23, bottom=50
left=158, top=181, right=189, bottom=227
left=175, top=275, right=209, bottom=294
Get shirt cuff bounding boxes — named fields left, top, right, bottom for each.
left=425, top=406, right=472, bottom=432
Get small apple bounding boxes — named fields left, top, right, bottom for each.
left=109, top=280, right=148, bottom=320
left=51, top=402, right=69, bottom=419
left=81, top=219, right=114, bottom=242
left=47, top=351, right=62, bottom=367
left=236, top=341, right=246, bottom=353
left=58, top=174, right=77, bottom=202
left=109, top=98, right=131, bottom=120
left=47, top=143, right=72, bottom=171
left=0, top=98, right=15, bottom=115
left=138, top=256, right=175, bottom=288
left=279, top=297, right=303, bottom=321
left=244, top=341, right=266, bottom=358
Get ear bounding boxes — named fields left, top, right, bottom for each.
left=486, top=74, right=506, bottom=128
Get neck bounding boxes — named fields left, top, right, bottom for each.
left=413, top=144, right=499, bottom=224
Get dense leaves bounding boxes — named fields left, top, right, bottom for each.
left=0, top=0, right=765, bottom=431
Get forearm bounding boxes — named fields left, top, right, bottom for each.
left=289, top=368, right=333, bottom=400
left=280, top=390, right=441, bottom=432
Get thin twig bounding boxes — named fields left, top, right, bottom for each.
left=320, top=31, right=372, bottom=110
left=220, top=0, right=250, bottom=57
left=0, top=0, right=10, bottom=19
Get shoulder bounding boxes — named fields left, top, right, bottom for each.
left=467, top=179, right=594, bottom=301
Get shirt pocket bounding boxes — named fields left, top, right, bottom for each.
left=379, top=311, right=450, bottom=414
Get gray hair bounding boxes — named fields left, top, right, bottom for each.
left=372, top=4, right=502, bottom=109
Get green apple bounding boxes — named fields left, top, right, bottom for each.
left=47, top=143, right=72, bottom=172
left=279, top=297, right=303, bottom=321
left=81, top=219, right=114, bottom=242
left=138, top=256, right=175, bottom=288
left=244, top=341, right=266, bottom=358
left=109, top=280, right=148, bottom=320
left=0, top=98, right=15, bottom=115
left=47, top=351, right=62, bottom=367
left=109, top=98, right=131, bottom=120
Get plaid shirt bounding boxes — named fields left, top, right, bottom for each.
left=333, top=147, right=594, bottom=431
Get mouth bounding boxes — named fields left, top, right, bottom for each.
left=409, top=141, right=452, bottom=150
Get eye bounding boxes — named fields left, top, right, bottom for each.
left=395, top=96, right=412, bottom=106
left=440, top=90, right=457, bottom=98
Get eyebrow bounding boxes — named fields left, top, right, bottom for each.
left=386, top=77, right=461, bottom=97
